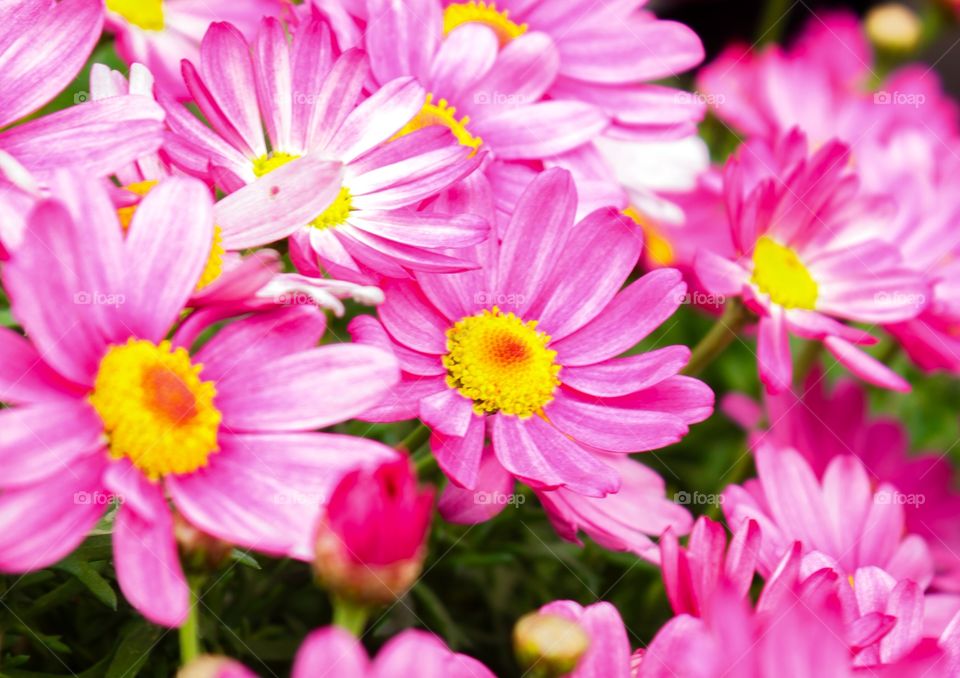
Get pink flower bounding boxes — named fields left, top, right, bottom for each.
left=363, top=0, right=610, bottom=162
left=165, top=17, right=487, bottom=282
left=0, top=0, right=165, bottom=177
left=0, top=175, right=400, bottom=627
left=724, top=371, right=960, bottom=592
left=291, top=626, right=494, bottom=677
left=313, top=457, right=434, bottom=603
left=722, top=442, right=935, bottom=589
left=435, top=0, right=706, bottom=140
left=699, top=10, right=960, bottom=376
left=105, top=0, right=282, bottom=99
left=536, top=600, right=633, bottom=678
left=351, top=167, right=713, bottom=501
left=695, top=130, right=927, bottom=393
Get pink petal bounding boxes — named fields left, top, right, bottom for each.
left=419, top=388, right=475, bottom=437
left=0, top=328, right=85, bottom=404
left=113, top=488, right=189, bottom=627
left=552, top=269, right=686, bottom=366
left=438, top=448, right=513, bottom=523
left=561, top=346, right=690, bottom=397
left=293, top=627, right=370, bottom=678
left=472, top=101, right=608, bottom=159
left=379, top=280, right=451, bottom=355
left=757, top=308, right=792, bottom=394
left=326, top=77, right=425, bottom=162
left=431, top=412, right=486, bottom=489
left=824, top=336, right=910, bottom=392
left=429, top=24, right=498, bottom=102
left=461, top=31, right=559, bottom=110
left=218, top=344, right=399, bottom=432
left=253, top=18, right=293, bottom=152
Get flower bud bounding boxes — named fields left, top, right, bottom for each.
left=312, top=457, right=433, bottom=605
left=866, top=4, right=922, bottom=54
left=176, top=654, right=254, bottom=678
left=174, top=513, right=234, bottom=571
left=513, top=611, right=590, bottom=677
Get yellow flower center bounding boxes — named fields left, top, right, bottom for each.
left=310, top=186, right=353, bottom=230
left=750, top=236, right=819, bottom=310
left=624, top=206, right=675, bottom=267
left=395, top=94, right=483, bottom=155
left=252, top=151, right=301, bottom=178
left=443, top=307, right=561, bottom=417
left=115, top=180, right=224, bottom=291
left=89, top=340, right=221, bottom=480
left=443, top=1, right=528, bottom=46
left=106, top=0, right=164, bottom=31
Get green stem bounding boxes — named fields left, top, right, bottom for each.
left=397, top=422, right=430, bottom=454
left=331, top=595, right=371, bottom=637
left=757, top=0, right=792, bottom=46
left=682, top=299, right=750, bottom=377
left=179, top=577, right=202, bottom=666
left=793, top=340, right=823, bottom=387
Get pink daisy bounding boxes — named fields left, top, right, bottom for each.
left=164, top=17, right=487, bottom=283
left=0, top=175, right=399, bottom=626
left=105, top=0, right=281, bottom=99
left=434, top=0, right=706, bottom=139
left=722, top=442, right=935, bottom=589
left=351, top=168, right=713, bottom=498
left=0, top=0, right=164, bottom=178
left=694, top=130, right=928, bottom=393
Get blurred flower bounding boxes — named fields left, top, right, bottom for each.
left=865, top=3, right=923, bottom=54
left=536, top=601, right=631, bottom=678
left=0, top=175, right=399, bottom=626
left=176, top=655, right=256, bottom=678
left=165, top=17, right=486, bottom=283
left=313, top=457, right=433, bottom=605
left=350, top=168, right=713, bottom=504
left=0, top=0, right=164, bottom=178
left=291, top=626, right=494, bottom=677
left=695, top=130, right=927, bottom=393
left=513, top=609, right=590, bottom=677
left=105, top=0, right=281, bottom=99
left=723, top=442, right=934, bottom=588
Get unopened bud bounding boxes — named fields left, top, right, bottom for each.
left=866, top=4, right=922, bottom=54
left=176, top=654, right=253, bottom=678
left=174, top=513, right=234, bottom=571
left=513, top=612, right=590, bottom=677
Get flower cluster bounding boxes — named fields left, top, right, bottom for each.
left=1, top=1, right=959, bottom=676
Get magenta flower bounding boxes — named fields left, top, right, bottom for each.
left=313, top=457, right=434, bottom=603
left=0, top=0, right=164, bottom=177
left=105, top=0, right=282, bottom=99
left=165, top=17, right=487, bottom=282
left=351, top=168, right=713, bottom=499
left=536, top=600, right=633, bottom=678
left=291, top=626, right=494, bottom=678
left=725, top=370, right=960, bottom=591
left=695, top=131, right=928, bottom=393
left=0, top=175, right=399, bottom=626
left=435, top=0, right=706, bottom=140
left=722, top=442, right=934, bottom=589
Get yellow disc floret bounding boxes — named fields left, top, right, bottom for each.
left=252, top=151, right=301, bottom=178
left=443, top=1, right=528, bottom=45
left=310, top=186, right=353, bottom=230
left=90, top=339, right=221, bottom=479
left=443, top=307, right=561, bottom=417
left=117, top=180, right=159, bottom=230
left=394, top=94, right=483, bottom=155
left=624, top=206, right=675, bottom=267
left=107, top=0, right=164, bottom=30
left=750, top=235, right=819, bottom=310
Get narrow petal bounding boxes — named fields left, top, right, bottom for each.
left=438, top=449, right=513, bottom=523
left=471, top=101, right=608, bottom=159
left=757, top=308, right=792, bottom=394
left=431, top=412, right=486, bottom=489
left=560, top=346, right=690, bottom=397
left=293, top=627, right=370, bottom=678
left=824, top=336, right=910, bottom=392
left=326, top=77, right=425, bottom=162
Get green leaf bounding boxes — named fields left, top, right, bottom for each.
left=105, top=622, right=164, bottom=678
left=54, top=556, right=117, bottom=611
left=230, top=549, right=261, bottom=569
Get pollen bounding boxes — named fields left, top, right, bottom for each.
left=106, top=0, right=164, bottom=31
left=395, top=94, right=483, bottom=155
left=117, top=180, right=158, bottom=230
left=89, top=339, right=221, bottom=480
left=310, top=186, right=353, bottom=230
left=252, top=151, right=301, bottom=178
left=443, top=1, right=528, bottom=46
left=443, top=307, right=561, bottom=417
left=750, top=236, right=819, bottom=310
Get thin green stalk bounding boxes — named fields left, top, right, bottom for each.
left=793, top=340, right=823, bottom=387
left=682, top=299, right=750, bottom=377
left=397, top=422, right=430, bottom=454
left=179, top=577, right=202, bottom=666
left=331, top=595, right=371, bottom=637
